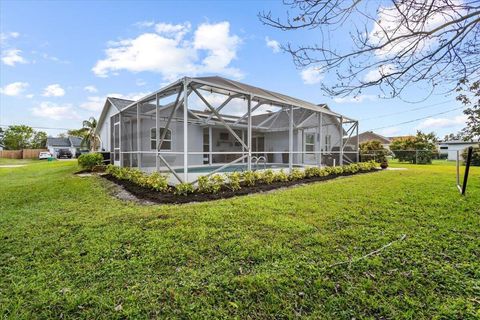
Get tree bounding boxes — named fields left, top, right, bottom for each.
left=67, top=128, right=88, bottom=139
left=259, top=1, right=480, bottom=99
left=81, top=117, right=100, bottom=151
left=359, top=140, right=390, bottom=163
left=390, top=131, right=438, bottom=164
left=456, top=79, right=480, bottom=141
left=0, top=127, right=4, bottom=146
left=2, top=125, right=47, bottom=150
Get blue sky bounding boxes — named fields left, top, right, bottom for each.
left=0, top=0, right=467, bottom=138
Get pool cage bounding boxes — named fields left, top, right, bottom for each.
left=113, top=76, right=359, bottom=184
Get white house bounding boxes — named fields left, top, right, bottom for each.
left=95, top=76, right=359, bottom=184
left=437, top=140, right=479, bottom=161
left=46, top=137, right=84, bottom=158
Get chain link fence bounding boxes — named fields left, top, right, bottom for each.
left=360, top=149, right=444, bottom=164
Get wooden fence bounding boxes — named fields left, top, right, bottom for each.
left=0, top=149, right=48, bottom=159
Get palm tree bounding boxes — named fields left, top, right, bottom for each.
left=81, top=117, right=100, bottom=151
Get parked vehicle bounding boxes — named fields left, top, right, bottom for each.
left=38, top=152, right=52, bottom=160
left=75, top=149, right=89, bottom=158
left=57, top=149, right=72, bottom=159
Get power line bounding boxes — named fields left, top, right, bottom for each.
left=0, top=124, right=76, bottom=131
left=359, top=100, right=452, bottom=121
left=366, top=106, right=465, bottom=131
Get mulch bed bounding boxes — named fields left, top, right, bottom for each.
left=102, top=169, right=381, bottom=204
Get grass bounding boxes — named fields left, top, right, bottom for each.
left=0, top=160, right=479, bottom=319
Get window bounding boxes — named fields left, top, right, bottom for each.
left=325, top=135, right=331, bottom=151
left=440, top=146, right=448, bottom=150
left=219, top=132, right=229, bottom=140
left=151, top=127, right=172, bottom=150
left=305, top=133, right=315, bottom=152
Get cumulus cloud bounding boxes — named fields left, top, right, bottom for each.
left=301, top=66, right=323, bottom=85
left=378, top=127, right=401, bottom=136
left=84, top=85, right=98, bottom=93
left=0, top=82, right=29, bottom=96
left=32, top=102, right=79, bottom=120
left=80, top=96, right=105, bottom=112
left=363, top=64, right=397, bottom=82
left=417, top=115, right=467, bottom=129
left=92, top=21, right=242, bottom=80
left=1, top=49, right=27, bottom=66
left=333, top=94, right=377, bottom=104
left=108, top=92, right=148, bottom=101
left=0, top=32, right=20, bottom=44
left=265, top=36, right=280, bottom=53
left=42, top=84, right=65, bottom=97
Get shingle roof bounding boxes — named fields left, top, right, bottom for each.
left=47, top=137, right=71, bottom=147
left=108, top=97, right=134, bottom=110
left=69, top=136, right=83, bottom=147
left=352, top=131, right=391, bottom=144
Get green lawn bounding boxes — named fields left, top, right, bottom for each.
left=1, top=160, right=479, bottom=319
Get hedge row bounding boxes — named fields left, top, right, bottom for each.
left=106, top=161, right=378, bottom=196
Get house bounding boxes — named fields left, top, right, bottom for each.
left=437, top=140, right=479, bottom=161
left=46, top=136, right=84, bottom=158
left=0, top=143, right=3, bottom=151
left=344, top=131, right=392, bottom=149
left=95, top=76, right=359, bottom=184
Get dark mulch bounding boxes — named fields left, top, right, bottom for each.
left=102, top=169, right=381, bottom=204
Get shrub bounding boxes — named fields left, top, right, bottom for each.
left=359, top=140, right=389, bottom=163
left=197, top=176, right=212, bottom=193
left=146, top=172, right=169, bottom=192
left=273, top=169, right=289, bottom=182
left=174, top=183, right=194, bottom=196
left=242, top=171, right=258, bottom=187
left=390, top=131, right=438, bottom=164
left=227, top=172, right=241, bottom=191
left=78, top=153, right=103, bottom=170
left=209, top=174, right=224, bottom=194
left=462, top=146, right=480, bottom=166
left=305, top=167, right=322, bottom=178
left=260, top=169, right=275, bottom=184
left=289, top=168, right=305, bottom=181
left=106, top=165, right=169, bottom=192
left=342, top=163, right=360, bottom=174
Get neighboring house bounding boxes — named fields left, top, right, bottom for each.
left=437, top=140, right=479, bottom=161
left=95, top=76, right=358, bottom=184
left=0, top=143, right=4, bottom=151
left=345, top=131, right=392, bottom=149
left=46, top=136, right=84, bottom=158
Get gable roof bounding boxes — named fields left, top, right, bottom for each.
left=108, top=97, right=134, bottom=110
left=69, top=136, right=83, bottom=148
left=356, top=131, right=391, bottom=144
left=47, top=137, right=71, bottom=147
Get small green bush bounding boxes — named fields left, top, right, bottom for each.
left=78, top=153, right=103, bottom=170
left=305, top=167, right=322, bottom=178
left=197, top=176, right=212, bottom=193
left=462, top=147, right=480, bottom=166
left=209, top=174, right=224, bottom=194
left=242, top=171, right=258, bottom=187
left=289, top=168, right=305, bottom=181
left=227, top=172, right=241, bottom=191
left=273, top=169, right=289, bottom=182
left=146, top=172, right=169, bottom=192
left=174, top=183, right=194, bottom=196
left=260, top=169, right=275, bottom=184
left=106, top=165, right=169, bottom=192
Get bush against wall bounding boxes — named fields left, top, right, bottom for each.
left=390, top=131, right=438, bottom=164
left=78, top=153, right=103, bottom=170
left=461, top=147, right=480, bottom=166
left=359, top=140, right=390, bottom=163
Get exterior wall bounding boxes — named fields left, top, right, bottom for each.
left=97, top=102, right=118, bottom=152
left=439, top=143, right=479, bottom=161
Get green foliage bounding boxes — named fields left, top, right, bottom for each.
left=2, top=125, right=47, bottom=150
left=197, top=176, right=212, bottom=193
left=274, top=169, right=290, bottom=182
left=390, top=131, right=438, bottom=164
left=305, top=166, right=322, bottom=178
left=461, top=147, right=480, bottom=166
left=242, top=170, right=258, bottom=187
left=174, top=182, right=194, bottom=196
left=289, top=168, right=305, bottom=181
left=259, top=169, right=275, bottom=184
left=226, top=172, right=241, bottom=191
left=360, top=140, right=389, bottom=163
left=456, top=79, right=480, bottom=141
left=105, top=165, right=168, bottom=192
left=77, top=153, right=103, bottom=170
left=209, top=174, right=224, bottom=194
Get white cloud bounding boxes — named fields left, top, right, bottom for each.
left=26, top=94, right=34, bottom=99
left=1, top=49, right=27, bottom=66
left=84, top=85, right=98, bottom=93
left=93, top=21, right=242, bottom=80
left=108, top=92, right=148, bottom=101
left=42, top=84, right=65, bottom=97
left=0, top=82, right=29, bottom=96
left=378, top=127, right=401, bottom=136
left=80, top=96, right=104, bottom=112
left=265, top=36, right=280, bottom=53
left=417, top=115, right=467, bottom=129
left=364, top=64, right=397, bottom=83
left=42, top=53, right=69, bottom=64
left=369, top=2, right=464, bottom=56
left=32, top=102, right=79, bottom=120
left=134, top=21, right=155, bottom=28
left=301, top=66, right=323, bottom=85
left=0, top=32, right=20, bottom=44
left=333, top=94, right=377, bottom=104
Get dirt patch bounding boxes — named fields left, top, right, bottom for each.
left=101, top=178, right=156, bottom=205
left=101, top=169, right=380, bottom=205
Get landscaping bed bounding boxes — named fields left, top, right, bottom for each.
left=102, top=168, right=380, bottom=204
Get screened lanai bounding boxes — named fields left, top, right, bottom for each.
left=111, top=76, right=359, bottom=184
